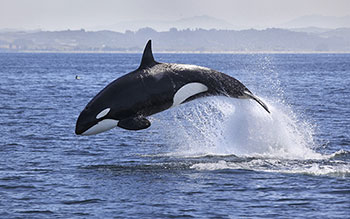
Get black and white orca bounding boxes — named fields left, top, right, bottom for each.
left=75, top=40, right=269, bottom=135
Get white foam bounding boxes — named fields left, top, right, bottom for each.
left=278, top=162, right=350, bottom=176
left=190, top=159, right=350, bottom=177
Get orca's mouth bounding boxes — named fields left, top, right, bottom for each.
left=75, top=111, right=118, bottom=136
left=75, top=126, right=87, bottom=135
left=75, top=111, right=97, bottom=135
left=75, top=120, right=95, bottom=135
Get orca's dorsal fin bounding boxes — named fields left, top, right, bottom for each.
left=139, top=40, right=158, bottom=69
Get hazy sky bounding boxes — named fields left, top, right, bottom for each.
left=1, top=0, right=349, bottom=30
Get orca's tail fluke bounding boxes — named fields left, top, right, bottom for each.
left=243, top=91, right=270, bottom=113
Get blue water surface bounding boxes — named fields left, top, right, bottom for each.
left=0, top=52, right=349, bottom=218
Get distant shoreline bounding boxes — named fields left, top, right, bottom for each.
left=1, top=28, right=349, bottom=53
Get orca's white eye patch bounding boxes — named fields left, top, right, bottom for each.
left=96, top=108, right=111, bottom=119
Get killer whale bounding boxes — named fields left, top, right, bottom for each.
left=75, top=40, right=269, bottom=135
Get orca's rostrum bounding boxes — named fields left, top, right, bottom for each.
left=75, top=40, right=270, bottom=135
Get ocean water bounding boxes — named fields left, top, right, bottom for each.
left=0, top=52, right=349, bottom=218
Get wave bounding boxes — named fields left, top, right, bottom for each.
left=327, top=149, right=350, bottom=159
left=189, top=155, right=350, bottom=177
left=86, top=152, right=350, bottom=177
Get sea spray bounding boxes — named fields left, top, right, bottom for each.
left=153, top=96, right=321, bottom=159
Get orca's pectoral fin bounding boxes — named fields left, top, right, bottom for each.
left=117, top=116, right=151, bottom=130
left=243, top=91, right=270, bottom=113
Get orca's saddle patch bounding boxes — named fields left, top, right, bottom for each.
left=117, top=116, right=151, bottom=130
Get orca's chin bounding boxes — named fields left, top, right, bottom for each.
left=77, top=119, right=118, bottom=136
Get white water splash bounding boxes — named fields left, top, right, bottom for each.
left=154, top=96, right=320, bottom=160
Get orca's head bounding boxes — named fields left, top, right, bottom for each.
left=75, top=98, right=118, bottom=135
left=75, top=40, right=157, bottom=135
